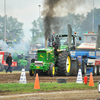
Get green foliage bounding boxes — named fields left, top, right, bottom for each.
left=30, top=17, right=44, bottom=43
left=82, top=8, right=100, bottom=32
left=0, top=33, right=4, bottom=40
left=7, top=34, right=12, bottom=40
left=0, top=82, right=98, bottom=95
left=7, top=16, right=23, bottom=34
left=0, top=15, right=23, bottom=40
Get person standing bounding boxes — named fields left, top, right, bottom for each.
left=6, top=53, right=12, bottom=73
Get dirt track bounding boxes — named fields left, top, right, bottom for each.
left=0, top=72, right=100, bottom=83
left=1, top=90, right=100, bottom=100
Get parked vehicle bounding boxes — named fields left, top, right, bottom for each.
left=0, top=51, right=17, bottom=72
left=70, top=26, right=100, bottom=76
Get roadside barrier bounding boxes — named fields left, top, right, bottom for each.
left=34, top=73, right=40, bottom=89
left=89, top=73, right=94, bottom=87
left=84, top=76, right=88, bottom=85
left=76, top=69, right=83, bottom=83
left=19, top=68, right=27, bottom=84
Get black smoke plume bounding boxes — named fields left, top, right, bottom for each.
left=43, top=0, right=87, bottom=40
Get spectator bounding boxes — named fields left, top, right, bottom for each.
left=6, top=53, right=12, bottom=73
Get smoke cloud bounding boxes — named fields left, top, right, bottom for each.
left=0, top=40, right=30, bottom=56
left=42, top=0, right=87, bottom=39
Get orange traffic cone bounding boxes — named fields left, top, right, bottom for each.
left=34, top=73, right=40, bottom=89
left=89, top=73, right=94, bottom=87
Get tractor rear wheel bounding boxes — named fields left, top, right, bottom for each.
left=49, top=64, right=55, bottom=77
left=29, top=69, right=34, bottom=76
left=0, top=63, right=4, bottom=72
left=57, top=51, right=71, bottom=76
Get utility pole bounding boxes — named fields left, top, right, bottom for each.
left=38, top=5, right=41, bottom=44
left=4, top=0, right=6, bottom=41
left=93, top=0, right=94, bottom=32
left=38, top=5, right=41, bottom=19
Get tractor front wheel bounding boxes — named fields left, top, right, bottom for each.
left=0, top=63, right=4, bottom=72
left=49, top=64, right=55, bottom=77
left=29, top=69, right=34, bottom=76
left=31, top=59, right=35, bottom=63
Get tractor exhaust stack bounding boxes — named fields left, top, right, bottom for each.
left=45, top=38, right=48, bottom=48
left=68, top=25, right=72, bottom=49
left=97, top=25, right=100, bottom=48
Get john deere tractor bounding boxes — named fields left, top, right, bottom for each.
left=29, top=25, right=81, bottom=76
left=13, top=51, right=30, bottom=71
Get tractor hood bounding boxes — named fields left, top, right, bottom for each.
left=37, top=47, right=54, bottom=52
left=37, top=47, right=54, bottom=62
left=76, top=43, right=96, bottom=50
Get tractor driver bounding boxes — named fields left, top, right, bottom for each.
left=64, top=39, right=68, bottom=45
left=52, top=41, right=58, bottom=57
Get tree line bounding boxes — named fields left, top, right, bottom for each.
left=0, top=8, right=100, bottom=43
left=0, top=16, right=23, bottom=41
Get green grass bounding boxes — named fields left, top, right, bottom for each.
left=0, top=82, right=98, bottom=95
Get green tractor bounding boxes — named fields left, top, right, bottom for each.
left=29, top=25, right=81, bottom=76
left=13, top=51, right=30, bottom=71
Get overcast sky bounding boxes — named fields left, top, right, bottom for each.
left=0, top=0, right=100, bottom=41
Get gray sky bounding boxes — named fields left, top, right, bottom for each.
left=0, top=0, right=100, bottom=41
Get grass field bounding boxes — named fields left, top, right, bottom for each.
left=0, top=82, right=98, bottom=95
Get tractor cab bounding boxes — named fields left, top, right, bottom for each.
left=84, top=32, right=97, bottom=43
left=76, top=32, right=98, bottom=50
left=49, top=34, right=81, bottom=51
